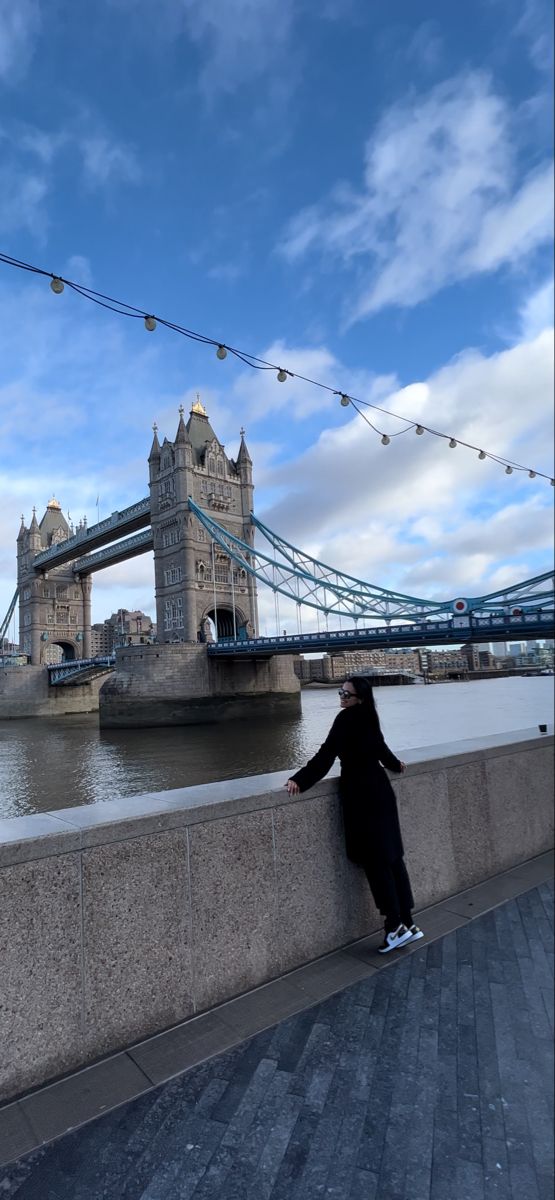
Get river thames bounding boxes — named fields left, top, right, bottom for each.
left=1, top=675, right=553, bottom=819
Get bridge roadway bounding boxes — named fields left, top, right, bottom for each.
left=208, top=611, right=555, bottom=656
left=43, top=612, right=554, bottom=685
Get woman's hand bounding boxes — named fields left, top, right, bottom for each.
left=285, top=779, right=300, bottom=795
left=398, top=761, right=407, bottom=773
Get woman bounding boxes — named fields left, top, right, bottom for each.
left=285, top=675, right=423, bottom=953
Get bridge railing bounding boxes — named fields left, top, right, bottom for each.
left=47, top=656, right=115, bottom=684
left=208, top=610, right=555, bottom=654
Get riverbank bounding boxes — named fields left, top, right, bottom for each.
left=302, top=667, right=553, bottom=687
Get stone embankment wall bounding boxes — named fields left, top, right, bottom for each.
left=99, top=643, right=301, bottom=726
left=0, top=728, right=552, bottom=1102
left=0, top=667, right=105, bottom=719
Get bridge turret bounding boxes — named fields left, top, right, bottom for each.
left=148, top=423, right=161, bottom=482
left=237, top=428, right=255, bottom=557
left=174, top=405, right=193, bottom=470
left=28, top=508, right=41, bottom=554
left=237, top=430, right=252, bottom=472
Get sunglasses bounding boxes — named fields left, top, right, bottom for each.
left=338, top=689, right=357, bottom=699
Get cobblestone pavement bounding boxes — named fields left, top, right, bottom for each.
left=1, top=882, right=553, bottom=1200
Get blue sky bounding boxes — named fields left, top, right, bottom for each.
left=0, top=0, right=553, bottom=633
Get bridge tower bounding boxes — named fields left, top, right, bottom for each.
left=149, top=399, right=259, bottom=643
left=17, top=499, right=91, bottom=664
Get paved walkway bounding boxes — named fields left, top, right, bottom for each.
left=0, top=879, right=552, bottom=1200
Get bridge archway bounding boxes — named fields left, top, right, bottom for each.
left=204, top=606, right=248, bottom=640
left=41, top=639, right=78, bottom=664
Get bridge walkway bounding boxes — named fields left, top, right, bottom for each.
left=0, top=852, right=552, bottom=1199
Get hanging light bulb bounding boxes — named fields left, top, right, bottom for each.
left=50, top=276, right=64, bottom=294
left=528, top=470, right=536, bottom=479
left=449, top=438, right=457, bottom=449
left=478, top=450, right=487, bottom=460
left=339, top=393, right=350, bottom=407
left=216, top=345, right=227, bottom=360
left=505, top=465, right=513, bottom=475
left=415, top=425, right=424, bottom=435
left=381, top=434, right=390, bottom=446
left=144, top=315, right=156, bottom=331
left=277, top=369, right=288, bottom=382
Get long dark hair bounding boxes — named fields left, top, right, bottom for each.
left=345, top=675, right=382, bottom=731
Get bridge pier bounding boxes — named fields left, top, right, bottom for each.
left=98, top=643, right=301, bottom=728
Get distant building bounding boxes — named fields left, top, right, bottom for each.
left=91, top=610, right=156, bottom=655
left=296, top=647, right=422, bottom=683
left=459, top=644, right=481, bottom=671
left=426, top=649, right=466, bottom=673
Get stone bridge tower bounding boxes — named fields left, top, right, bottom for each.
left=149, top=399, right=259, bottom=644
left=17, top=499, right=92, bottom=664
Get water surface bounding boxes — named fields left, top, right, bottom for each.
left=1, top=676, right=552, bottom=819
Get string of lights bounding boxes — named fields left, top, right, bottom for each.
left=1, top=248, right=553, bottom=485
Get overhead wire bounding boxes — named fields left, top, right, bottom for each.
left=0, top=249, right=553, bottom=484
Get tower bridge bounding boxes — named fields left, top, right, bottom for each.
left=6, top=398, right=554, bottom=725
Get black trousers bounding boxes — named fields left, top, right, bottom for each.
left=362, top=856, right=415, bottom=932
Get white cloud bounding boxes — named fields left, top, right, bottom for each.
left=0, top=167, right=48, bottom=237
left=257, top=331, right=554, bottom=599
left=279, top=73, right=554, bottom=320
left=183, top=0, right=295, bottom=95
left=0, top=119, right=141, bottom=238
left=518, top=277, right=554, bottom=340
left=515, top=0, right=554, bottom=73
left=79, top=135, right=141, bottom=187
left=468, top=163, right=553, bottom=273
left=404, top=21, right=444, bottom=71
left=226, top=340, right=398, bottom=426
left=110, top=0, right=299, bottom=97
left=0, top=0, right=40, bottom=82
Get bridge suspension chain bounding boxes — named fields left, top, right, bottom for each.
left=188, top=501, right=554, bottom=623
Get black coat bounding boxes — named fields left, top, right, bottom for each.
left=290, top=703, right=405, bottom=865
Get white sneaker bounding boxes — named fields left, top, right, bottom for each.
left=405, top=924, right=424, bottom=942
left=377, top=924, right=413, bottom=954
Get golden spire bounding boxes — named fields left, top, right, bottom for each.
left=46, top=496, right=61, bottom=510
left=191, top=392, right=207, bottom=415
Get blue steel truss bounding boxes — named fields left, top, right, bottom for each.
left=2, top=495, right=553, bottom=639
left=188, top=500, right=554, bottom=623
left=0, top=587, right=18, bottom=642
left=47, top=656, right=115, bottom=685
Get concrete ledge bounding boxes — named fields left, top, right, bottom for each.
left=0, top=854, right=552, bottom=1168
left=0, top=729, right=552, bottom=1104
